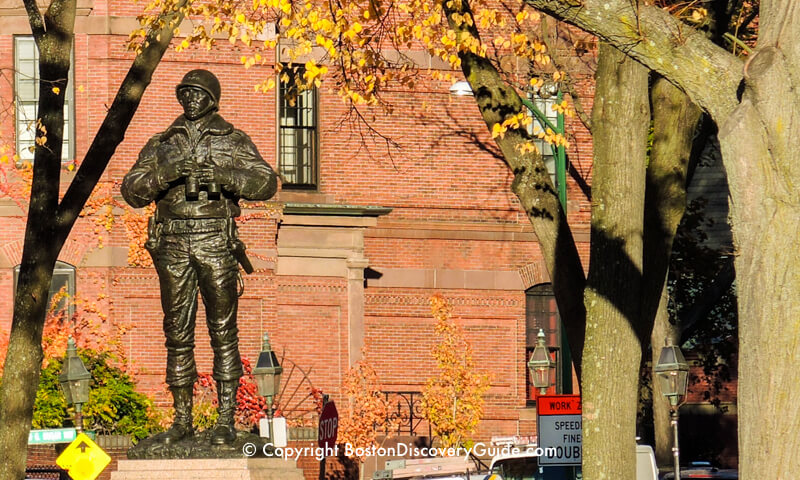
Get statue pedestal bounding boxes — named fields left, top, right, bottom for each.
left=110, top=458, right=305, bottom=480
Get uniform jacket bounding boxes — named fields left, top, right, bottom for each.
left=121, top=112, right=277, bottom=220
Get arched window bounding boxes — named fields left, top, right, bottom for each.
left=14, top=261, right=76, bottom=317
left=526, top=283, right=562, bottom=403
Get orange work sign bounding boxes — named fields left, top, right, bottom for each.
left=537, top=394, right=581, bottom=415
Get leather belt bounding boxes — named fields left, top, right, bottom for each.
left=160, top=218, right=228, bottom=235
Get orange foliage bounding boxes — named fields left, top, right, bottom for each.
left=0, top=160, right=34, bottom=215
left=0, top=325, right=8, bottom=377
left=122, top=204, right=155, bottom=267
left=0, top=281, right=130, bottom=377
left=421, top=294, right=490, bottom=448
left=39, top=285, right=130, bottom=370
left=337, top=346, right=397, bottom=462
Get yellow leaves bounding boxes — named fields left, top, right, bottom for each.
left=689, top=7, right=708, bottom=24
left=242, top=54, right=263, bottom=68
left=422, top=295, right=489, bottom=449
left=551, top=99, right=574, bottom=118
left=536, top=128, right=570, bottom=149
left=303, top=60, right=328, bottom=87
left=511, top=32, right=528, bottom=45
left=315, top=33, right=335, bottom=53
left=516, top=141, right=538, bottom=155
left=441, top=31, right=457, bottom=49
left=493, top=36, right=511, bottom=50
left=491, top=123, right=507, bottom=139
left=449, top=12, right=473, bottom=28
left=491, top=112, right=532, bottom=139
left=448, top=54, right=460, bottom=68
left=475, top=8, right=504, bottom=29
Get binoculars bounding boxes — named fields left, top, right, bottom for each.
left=185, top=176, right=220, bottom=199
left=184, top=155, right=220, bottom=199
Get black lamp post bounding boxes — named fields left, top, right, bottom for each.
left=527, top=329, right=553, bottom=395
left=253, top=333, right=283, bottom=438
left=59, top=337, right=91, bottom=433
left=655, top=340, right=689, bottom=480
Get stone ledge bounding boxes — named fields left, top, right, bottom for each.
left=112, top=457, right=305, bottom=480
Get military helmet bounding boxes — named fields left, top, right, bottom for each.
left=176, top=69, right=221, bottom=105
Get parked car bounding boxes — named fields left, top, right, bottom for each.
left=484, top=442, right=658, bottom=480
left=660, top=461, right=738, bottom=479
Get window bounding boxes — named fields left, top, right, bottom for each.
left=14, top=36, right=74, bottom=164
left=528, top=94, right=559, bottom=188
left=14, top=261, right=76, bottom=318
left=278, top=66, right=318, bottom=189
left=525, top=283, right=562, bottom=403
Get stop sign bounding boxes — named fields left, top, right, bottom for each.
left=318, top=400, right=339, bottom=449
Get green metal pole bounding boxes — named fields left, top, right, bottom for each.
left=554, top=91, right=572, bottom=394
left=555, top=90, right=567, bottom=211
left=521, top=92, right=573, bottom=394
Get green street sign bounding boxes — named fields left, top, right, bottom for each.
left=28, top=428, right=78, bottom=445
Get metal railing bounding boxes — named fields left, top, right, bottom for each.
left=25, top=467, right=69, bottom=480
left=381, top=391, right=430, bottom=437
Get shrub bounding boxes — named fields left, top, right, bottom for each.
left=32, top=348, right=164, bottom=442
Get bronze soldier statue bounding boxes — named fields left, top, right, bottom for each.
left=121, top=69, right=278, bottom=446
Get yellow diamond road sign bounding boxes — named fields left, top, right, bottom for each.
left=56, top=433, right=111, bottom=480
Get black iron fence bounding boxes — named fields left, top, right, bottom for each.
left=381, top=391, right=430, bottom=437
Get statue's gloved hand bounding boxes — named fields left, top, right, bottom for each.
left=197, top=166, right=235, bottom=188
left=156, top=161, right=188, bottom=187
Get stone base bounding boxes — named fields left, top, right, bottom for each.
left=111, top=458, right=305, bottom=480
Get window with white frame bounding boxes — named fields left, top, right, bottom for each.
left=14, top=261, right=76, bottom=318
left=528, top=95, right=559, bottom=188
left=14, top=36, right=74, bottom=164
left=278, top=66, right=318, bottom=189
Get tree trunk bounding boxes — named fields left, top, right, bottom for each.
left=650, top=287, right=680, bottom=468
left=641, top=77, right=701, bottom=342
left=719, top=42, right=800, bottom=479
left=444, top=0, right=587, bottom=377
left=0, top=0, right=75, bottom=476
left=581, top=43, right=649, bottom=479
left=644, top=76, right=701, bottom=468
left=0, top=2, right=186, bottom=477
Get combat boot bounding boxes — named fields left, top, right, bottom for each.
left=210, top=380, right=238, bottom=445
left=161, top=386, right=194, bottom=444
